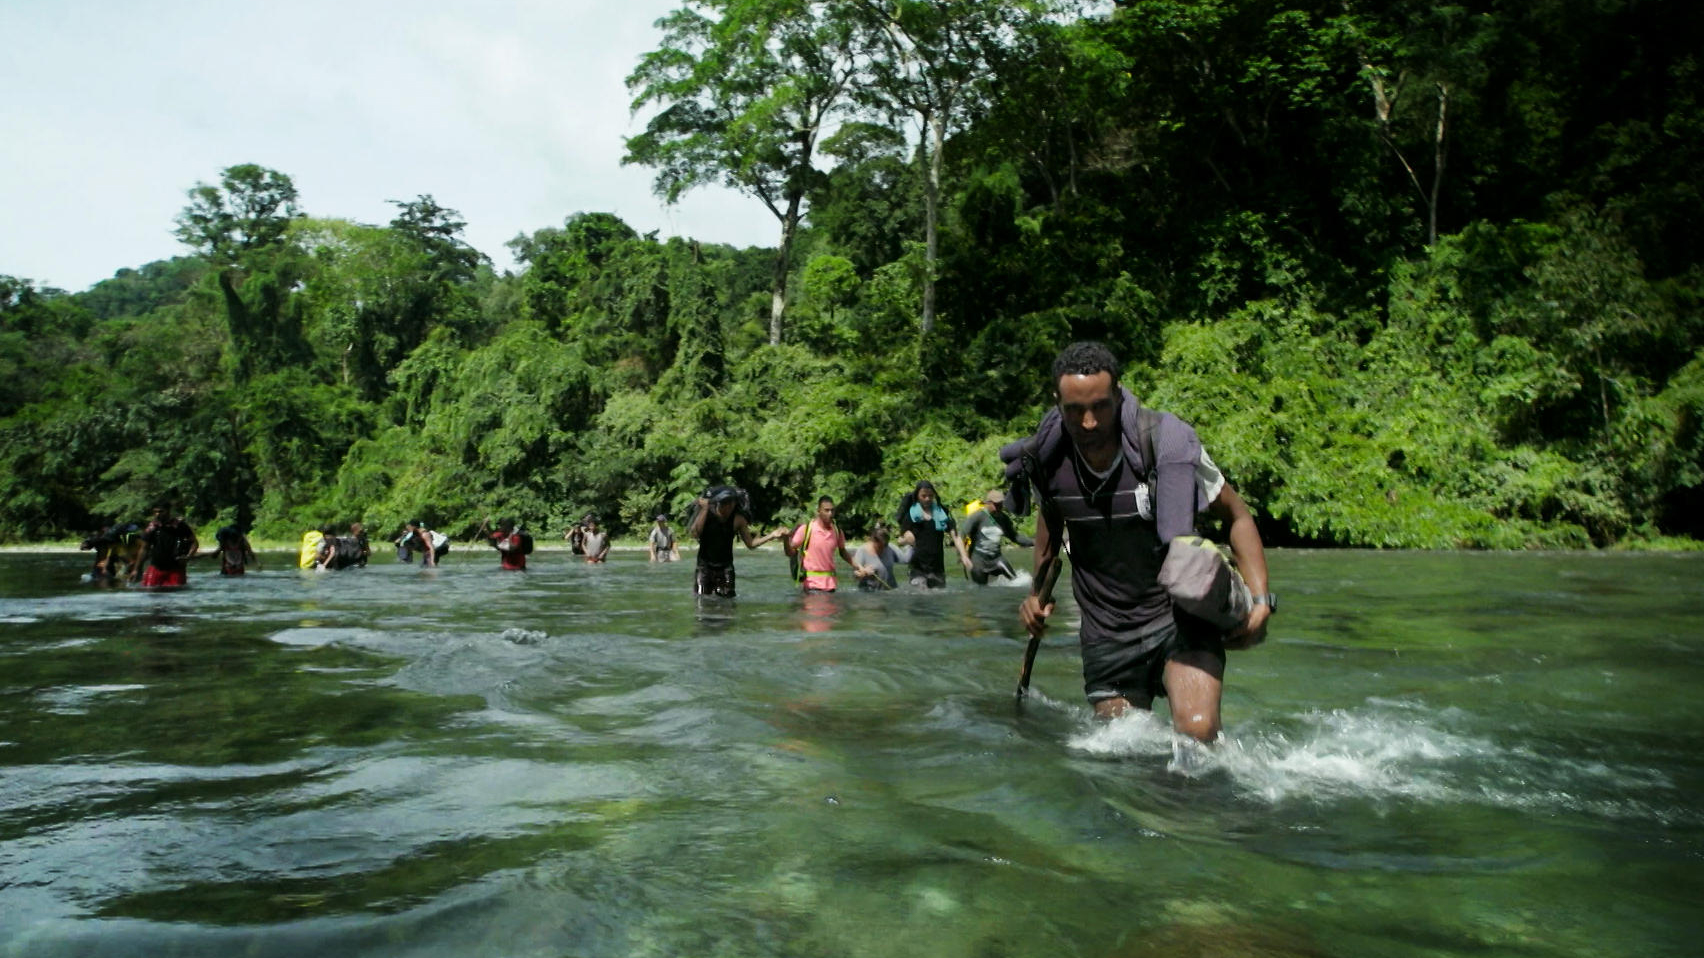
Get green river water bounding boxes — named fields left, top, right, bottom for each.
left=0, top=548, right=1699, bottom=957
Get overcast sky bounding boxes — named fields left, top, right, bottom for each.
left=1, top=0, right=779, bottom=293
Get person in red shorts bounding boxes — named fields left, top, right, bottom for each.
left=132, top=503, right=200, bottom=588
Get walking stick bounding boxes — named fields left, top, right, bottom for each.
left=1016, top=554, right=1065, bottom=703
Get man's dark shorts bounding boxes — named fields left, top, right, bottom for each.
left=909, top=572, right=947, bottom=589
left=969, top=553, right=1016, bottom=585
left=696, top=562, right=736, bottom=597
left=1081, top=614, right=1225, bottom=707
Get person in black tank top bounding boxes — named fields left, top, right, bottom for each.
left=687, top=487, right=786, bottom=597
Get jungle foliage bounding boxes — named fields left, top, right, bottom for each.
left=3, top=0, right=1700, bottom=548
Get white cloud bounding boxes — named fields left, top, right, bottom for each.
left=0, top=0, right=778, bottom=293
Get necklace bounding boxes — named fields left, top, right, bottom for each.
left=1070, top=445, right=1124, bottom=501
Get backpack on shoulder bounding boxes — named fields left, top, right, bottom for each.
left=788, top=521, right=811, bottom=583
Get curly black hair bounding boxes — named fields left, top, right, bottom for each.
left=1050, top=341, right=1121, bottom=384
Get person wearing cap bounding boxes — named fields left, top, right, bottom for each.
left=686, top=486, right=787, bottom=597
left=896, top=479, right=972, bottom=589
left=580, top=515, right=611, bottom=563
left=648, top=514, right=679, bottom=562
left=961, top=489, right=1033, bottom=585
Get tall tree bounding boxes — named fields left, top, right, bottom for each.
left=1337, top=0, right=1494, bottom=246
left=626, top=0, right=859, bottom=344
left=173, top=164, right=309, bottom=380
left=848, top=0, right=1040, bottom=334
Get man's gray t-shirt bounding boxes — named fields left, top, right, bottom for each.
left=962, top=509, right=1032, bottom=558
left=852, top=542, right=912, bottom=589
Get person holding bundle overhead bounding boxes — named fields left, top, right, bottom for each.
left=686, top=485, right=786, bottom=597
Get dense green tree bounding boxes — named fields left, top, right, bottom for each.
left=297, top=201, right=486, bottom=404
left=0, top=1, right=1699, bottom=548
left=174, top=164, right=312, bottom=381
left=847, top=0, right=1048, bottom=333
left=626, top=0, right=860, bottom=344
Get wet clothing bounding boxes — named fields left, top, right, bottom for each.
left=852, top=542, right=912, bottom=591
left=649, top=525, right=676, bottom=561
left=139, top=566, right=188, bottom=589
left=696, top=513, right=736, bottom=567
left=402, top=529, right=450, bottom=563
left=899, top=501, right=957, bottom=588
left=962, top=508, right=1032, bottom=585
left=581, top=530, right=609, bottom=562
left=695, top=513, right=739, bottom=597
left=213, top=526, right=249, bottom=575
left=317, top=536, right=369, bottom=571
left=1032, top=407, right=1226, bottom=701
left=218, top=541, right=249, bottom=575
left=1080, top=615, right=1224, bottom=707
left=695, top=562, right=736, bottom=597
left=355, top=532, right=371, bottom=566
left=969, top=553, right=1018, bottom=585
left=790, top=519, right=846, bottom=592
left=490, top=531, right=527, bottom=570
left=85, top=523, right=141, bottom=578
left=138, top=517, right=196, bottom=585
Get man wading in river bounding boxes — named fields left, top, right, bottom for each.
left=1011, top=342, right=1273, bottom=742
left=132, top=502, right=199, bottom=588
left=687, top=486, right=785, bottom=597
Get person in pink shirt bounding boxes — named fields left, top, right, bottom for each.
left=784, top=497, right=868, bottom=592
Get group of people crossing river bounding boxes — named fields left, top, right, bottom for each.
left=77, top=488, right=1030, bottom=592
left=73, top=342, right=1275, bottom=743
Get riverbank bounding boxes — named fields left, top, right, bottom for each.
left=9, top=535, right=1699, bottom=554
left=0, top=539, right=678, bottom=555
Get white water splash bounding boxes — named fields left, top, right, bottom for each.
left=1068, top=700, right=1691, bottom=823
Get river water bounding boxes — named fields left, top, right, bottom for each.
left=0, top=548, right=1699, bottom=957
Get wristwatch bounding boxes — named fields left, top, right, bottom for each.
left=1252, top=593, right=1278, bottom=613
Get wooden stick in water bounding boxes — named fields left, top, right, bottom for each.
left=1016, top=555, right=1064, bottom=702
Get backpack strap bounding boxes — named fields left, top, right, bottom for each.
left=1132, top=404, right=1161, bottom=486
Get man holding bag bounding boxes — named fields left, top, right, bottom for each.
left=1011, top=342, right=1273, bottom=742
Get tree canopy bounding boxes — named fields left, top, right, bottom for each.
left=2, top=0, right=1699, bottom=548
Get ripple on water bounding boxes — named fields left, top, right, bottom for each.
left=267, top=627, right=394, bottom=648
